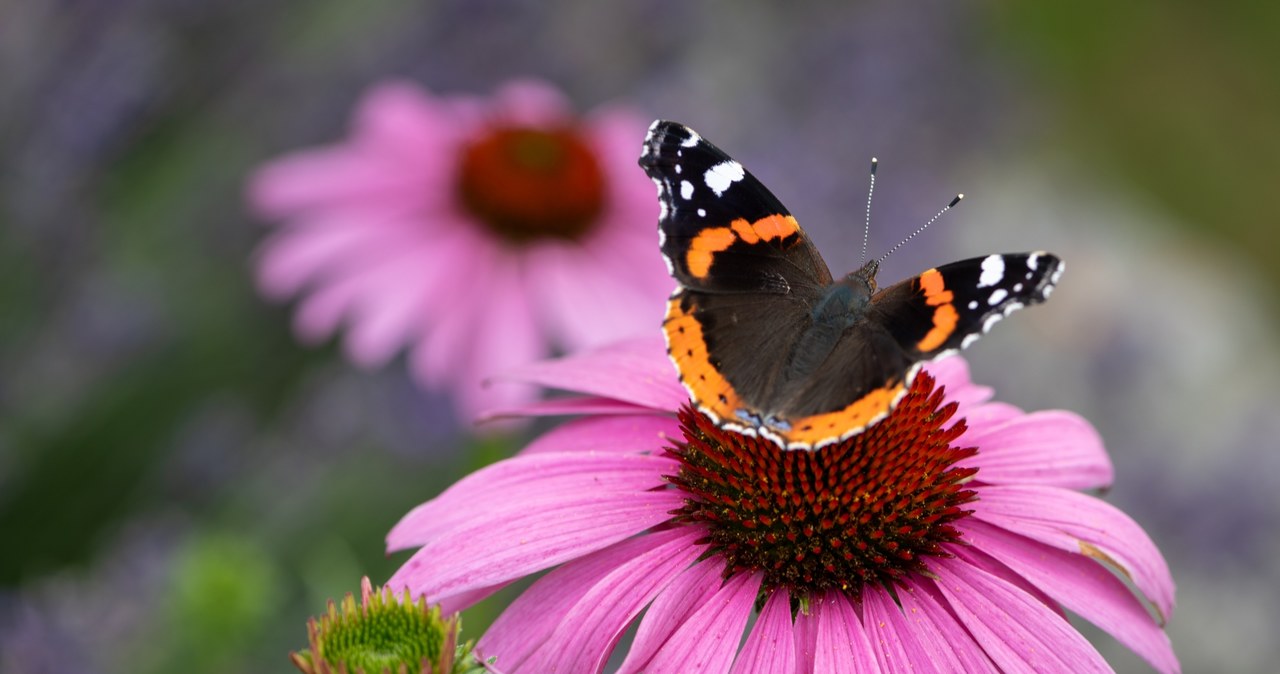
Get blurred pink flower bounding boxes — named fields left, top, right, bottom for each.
left=248, top=80, right=671, bottom=420
left=386, top=339, right=1179, bottom=673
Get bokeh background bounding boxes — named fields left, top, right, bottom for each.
left=3, top=1, right=1278, bottom=672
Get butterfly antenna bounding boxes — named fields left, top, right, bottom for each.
left=878, top=193, right=964, bottom=263
left=859, top=158, right=878, bottom=265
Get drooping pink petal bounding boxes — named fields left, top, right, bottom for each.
left=630, top=572, right=761, bottom=674
left=929, top=556, right=1112, bottom=673
left=500, top=337, right=685, bottom=410
left=960, top=519, right=1180, bottom=673
left=960, top=410, right=1113, bottom=490
left=895, top=580, right=1002, bottom=673
left=385, top=453, right=683, bottom=604
left=616, top=558, right=727, bottom=674
left=479, top=527, right=705, bottom=673
left=812, top=592, right=882, bottom=674
left=520, top=415, right=681, bottom=455
left=972, top=484, right=1176, bottom=622
left=730, top=587, right=797, bottom=674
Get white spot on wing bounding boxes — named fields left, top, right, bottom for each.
left=680, top=180, right=694, bottom=200
left=967, top=300, right=978, bottom=310
left=1027, top=252, right=1040, bottom=271
left=704, top=160, right=745, bottom=197
left=681, top=129, right=701, bottom=147
left=697, top=208, right=706, bottom=217
left=988, top=288, right=1008, bottom=305
left=978, top=255, right=1005, bottom=288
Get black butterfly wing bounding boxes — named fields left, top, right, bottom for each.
left=763, top=252, right=1064, bottom=449
left=871, top=252, right=1064, bottom=360
left=664, top=287, right=821, bottom=428
left=639, top=120, right=833, bottom=295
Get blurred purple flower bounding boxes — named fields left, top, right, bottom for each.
left=247, top=79, right=671, bottom=422
left=385, top=339, right=1178, bottom=673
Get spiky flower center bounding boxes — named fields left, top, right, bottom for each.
left=667, top=372, right=978, bottom=598
left=292, top=579, right=478, bottom=674
left=456, top=125, right=606, bottom=243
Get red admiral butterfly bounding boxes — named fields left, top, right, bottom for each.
left=639, top=121, right=1063, bottom=450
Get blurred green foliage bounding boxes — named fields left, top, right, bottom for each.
left=991, top=2, right=1280, bottom=303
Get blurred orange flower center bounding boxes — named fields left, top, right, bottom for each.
left=456, top=126, right=606, bottom=243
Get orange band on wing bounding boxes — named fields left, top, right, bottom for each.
left=686, top=227, right=737, bottom=278
left=684, top=215, right=802, bottom=280
left=784, top=382, right=905, bottom=446
left=664, top=297, right=742, bottom=419
left=734, top=214, right=799, bottom=242
left=916, top=268, right=958, bottom=351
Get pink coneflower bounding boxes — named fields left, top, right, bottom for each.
left=248, top=80, right=671, bottom=420
left=386, top=338, right=1178, bottom=673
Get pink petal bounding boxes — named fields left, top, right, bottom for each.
left=489, top=79, right=574, bottom=127
left=349, top=80, right=451, bottom=161
left=923, top=355, right=992, bottom=409
left=861, top=589, right=943, bottom=674
left=630, top=572, right=761, bottom=674
left=520, top=415, right=682, bottom=455
left=453, top=251, right=549, bottom=422
left=972, top=484, right=1176, bottom=622
left=929, top=556, right=1112, bottom=673
left=411, top=236, right=500, bottom=386
left=960, top=410, right=1113, bottom=490
left=254, top=211, right=424, bottom=299
left=500, top=337, right=685, bottom=411
left=616, top=558, right=727, bottom=674
left=527, top=244, right=669, bottom=350
left=813, top=592, right=882, bottom=674
left=388, top=450, right=676, bottom=549
left=957, top=401, right=1025, bottom=434
left=948, top=544, right=1067, bottom=621
left=730, top=588, right=798, bottom=674
left=480, top=396, right=660, bottom=421
left=247, top=146, right=426, bottom=219
left=479, top=527, right=705, bottom=673
left=436, top=582, right=510, bottom=616
left=960, top=519, right=1180, bottom=673
left=385, top=452, right=683, bottom=604
left=289, top=235, right=438, bottom=345
left=895, top=581, right=1002, bottom=673
left=793, top=600, right=819, bottom=674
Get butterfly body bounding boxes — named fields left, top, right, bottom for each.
left=640, top=121, right=1063, bottom=450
